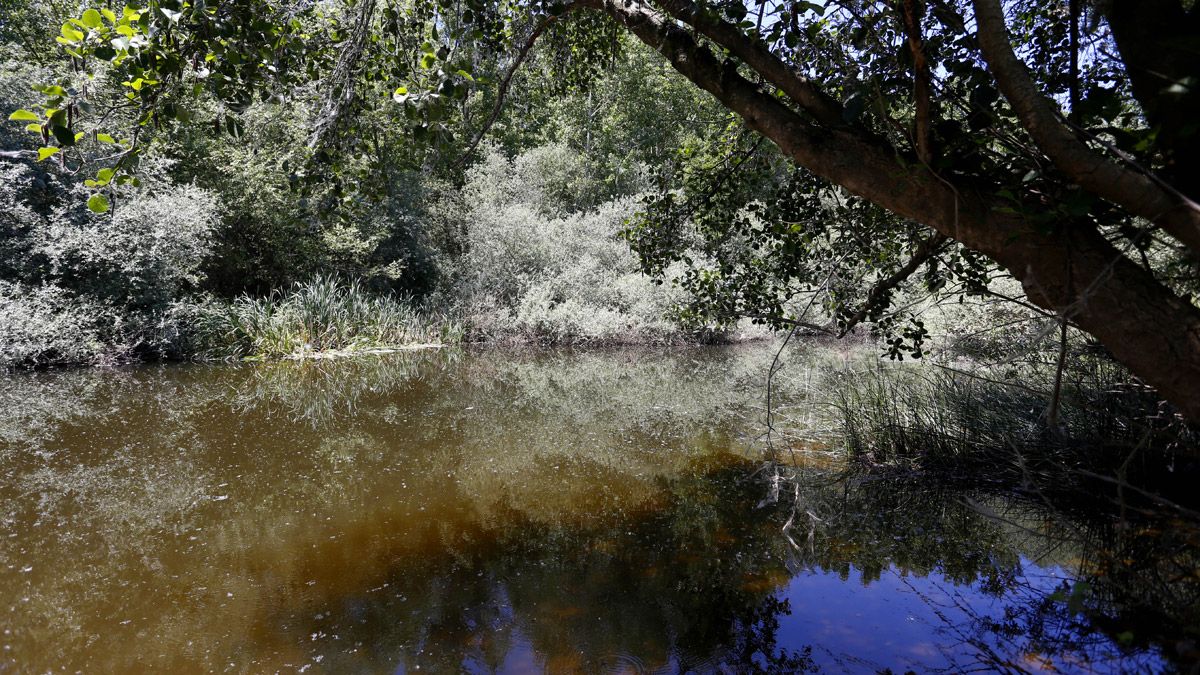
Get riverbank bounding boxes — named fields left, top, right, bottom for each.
left=1, top=275, right=780, bottom=368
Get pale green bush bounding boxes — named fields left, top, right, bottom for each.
left=0, top=281, right=120, bottom=366
left=0, top=153, right=219, bottom=365
left=451, top=146, right=702, bottom=345
left=34, top=181, right=218, bottom=309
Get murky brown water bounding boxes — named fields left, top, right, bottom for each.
left=0, top=346, right=1185, bottom=672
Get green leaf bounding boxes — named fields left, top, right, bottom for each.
left=101, top=8, right=117, bottom=23
left=224, top=114, right=244, bottom=139
left=87, top=193, right=110, bottom=213
left=37, top=147, right=60, bottom=161
left=24, top=123, right=42, bottom=133
left=60, top=23, right=85, bottom=43
left=82, top=9, right=103, bottom=28
left=96, top=168, right=115, bottom=184
left=96, top=133, right=115, bottom=144
left=8, top=109, right=40, bottom=122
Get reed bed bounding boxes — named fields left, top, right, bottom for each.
left=191, top=275, right=463, bottom=359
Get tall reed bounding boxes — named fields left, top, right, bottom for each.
left=190, top=275, right=460, bottom=359
left=826, top=356, right=1195, bottom=479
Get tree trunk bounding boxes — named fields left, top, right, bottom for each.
left=1107, top=0, right=1200, bottom=200
left=579, top=0, right=1200, bottom=423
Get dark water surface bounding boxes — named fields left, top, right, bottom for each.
left=0, top=347, right=1185, bottom=673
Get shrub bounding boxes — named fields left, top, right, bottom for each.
left=450, top=145, right=720, bottom=345
left=0, top=147, right=222, bottom=365
left=0, top=281, right=123, bottom=367
left=34, top=180, right=218, bottom=310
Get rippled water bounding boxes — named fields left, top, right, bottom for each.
left=0, top=346, right=1186, bottom=672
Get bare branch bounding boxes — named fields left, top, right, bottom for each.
left=839, top=232, right=949, bottom=336
left=451, top=16, right=556, bottom=169
left=900, top=0, right=935, bottom=165
left=652, top=0, right=849, bottom=129
left=0, top=149, right=34, bottom=161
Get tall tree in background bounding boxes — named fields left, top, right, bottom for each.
left=8, top=0, right=1200, bottom=418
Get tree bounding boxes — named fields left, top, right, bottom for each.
left=8, top=0, right=1200, bottom=419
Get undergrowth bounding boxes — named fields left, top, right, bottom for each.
left=820, top=350, right=1196, bottom=496
left=189, top=275, right=462, bottom=359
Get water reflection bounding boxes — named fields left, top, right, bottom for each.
left=0, top=346, right=1186, bottom=672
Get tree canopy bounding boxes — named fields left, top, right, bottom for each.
left=8, top=0, right=1200, bottom=418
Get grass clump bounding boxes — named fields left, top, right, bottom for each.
left=823, top=351, right=1196, bottom=489
left=190, top=275, right=461, bottom=359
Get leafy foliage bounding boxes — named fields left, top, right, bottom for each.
left=449, top=144, right=710, bottom=344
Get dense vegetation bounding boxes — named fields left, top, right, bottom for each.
left=0, top=15, right=756, bottom=360
left=0, top=0, right=1196, bottom=455
left=3, top=3, right=1199, bottom=666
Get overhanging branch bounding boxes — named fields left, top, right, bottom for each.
left=452, top=16, right=557, bottom=169
left=838, top=231, right=948, bottom=336
left=651, top=0, right=848, bottom=129
left=972, top=0, right=1200, bottom=256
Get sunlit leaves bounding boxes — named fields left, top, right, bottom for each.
left=86, top=193, right=110, bottom=213
left=58, top=23, right=84, bottom=45
left=81, top=9, right=103, bottom=28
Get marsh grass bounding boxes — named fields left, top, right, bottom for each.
left=824, top=354, right=1196, bottom=490
left=190, top=275, right=462, bottom=359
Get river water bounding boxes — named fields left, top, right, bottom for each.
left=0, top=346, right=1186, bottom=672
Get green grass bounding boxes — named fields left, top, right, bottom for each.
left=823, top=354, right=1195, bottom=480
left=190, top=275, right=463, bottom=359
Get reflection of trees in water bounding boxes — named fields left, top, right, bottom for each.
left=221, top=464, right=1176, bottom=673
left=787, top=469, right=1196, bottom=671
left=248, top=463, right=821, bottom=674
left=0, top=347, right=1194, bottom=672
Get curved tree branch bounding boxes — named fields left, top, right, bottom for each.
left=972, top=0, right=1200, bottom=256
left=576, top=0, right=1200, bottom=422
left=838, top=231, right=948, bottom=336
left=451, top=16, right=557, bottom=169
left=651, top=0, right=848, bottom=129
